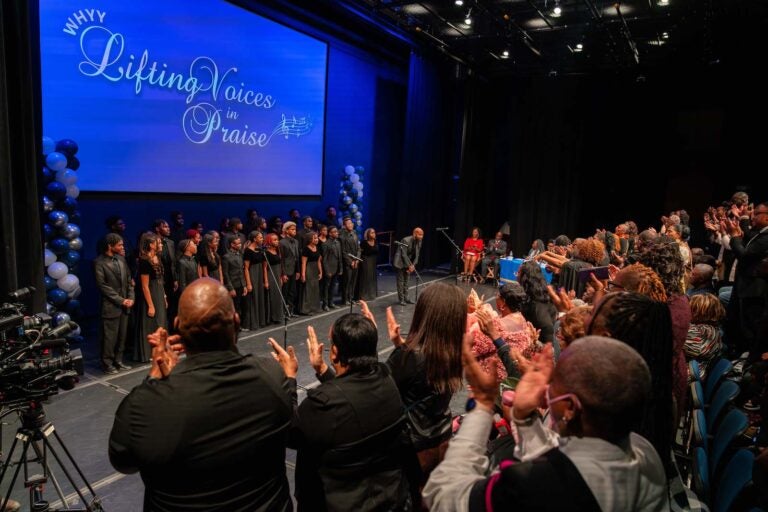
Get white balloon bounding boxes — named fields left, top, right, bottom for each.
left=350, top=174, right=360, bottom=183
left=57, top=274, right=80, bottom=292
left=66, top=184, right=80, bottom=198
left=47, top=262, right=68, bottom=279
left=344, top=165, right=355, bottom=175
left=44, top=249, right=57, bottom=267
left=353, top=182, right=364, bottom=191
left=357, top=191, right=364, bottom=198
left=55, top=169, right=78, bottom=186
left=68, top=285, right=82, bottom=299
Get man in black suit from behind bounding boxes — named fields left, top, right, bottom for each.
left=109, top=278, right=294, bottom=511
left=393, top=227, right=424, bottom=306
left=94, top=233, right=134, bottom=374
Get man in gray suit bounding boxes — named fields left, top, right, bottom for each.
left=94, top=233, right=135, bottom=374
left=393, top=227, right=423, bottom=306
left=481, top=231, right=507, bottom=279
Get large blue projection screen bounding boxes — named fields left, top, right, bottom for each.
left=40, top=1, right=327, bottom=195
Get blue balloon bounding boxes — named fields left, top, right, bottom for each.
left=43, top=223, right=53, bottom=240
left=48, top=210, right=68, bottom=227
left=47, top=288, right=68, bottom=306
left=41, top=167, right=54, bottom=184
left=62, top=250, right=81, bottom=267
left=65, top=299, right=81, bottom=315
left=46, top=181, right=67, bottom=200
left=53, top=311, right=71, bottom=326
left=355, top=166, right=365, bottom=173
left=69, top=211, right=82, bottom=224
left=61, top=223, right=80, bottom=240
left=60, top=197, right=78, bottom=214
left=44, top=275, right=57, bottom=290
left=342, top=196, right=352, bottom=206
left=50, top=237, right=69, bottom=255
left=349, top=204, right=359, bottom=214
left=42, top=136, right=56, bottom=155
left=56, top=139, right=79, bottom=157
left=67, top=156, right=80, bottom=171
left=45, top=152, right=68, bottom=172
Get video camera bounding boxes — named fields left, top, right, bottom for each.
left=0, top=286, right=84, bottom=410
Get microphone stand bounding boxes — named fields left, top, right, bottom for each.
left=265, top=251, right=291, bottom=349
left=393, top=241, right=423, bottom=302
left=437, top=228, right=463, bottom=286
left=346, top=253, right=363, bottom=314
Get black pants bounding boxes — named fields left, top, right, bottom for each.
left=321, top=273, right=338, bottom=306
left=231, top=288, right=244, bottom=319
left=396, top=268, right=410, bottom=302
left=101, top=313, right=129, bottom=368
left=283, top=274, right=298, bottom=313
left=341, top=265, right=358, bottom=304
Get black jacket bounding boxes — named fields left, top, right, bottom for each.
left=339, top=229, right=360, bottom=267
left=321, top=238, right=343, bottom=276
left=291, top=364, right=415, bottom=512
left=109, top=350, right=294, bottom=512
left=222, top=250, right=246, bottom=291
left=731, top=227, right=768, bottom=298
left=94, top=254, right=134, bottom=319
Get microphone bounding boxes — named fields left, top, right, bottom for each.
left=435, top=227, right=450, bottom=231
left=346, top=253, right=363, bottom=262
left=46, top=320, right=79, bottom=339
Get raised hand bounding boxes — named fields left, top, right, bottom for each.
left=475, top=307, right=500, bottom=340
left=306, top=325, right=327, bottom=375
left=461, top=331, right=498, bottom=412
left=359, top=300, right=377, bottom=328
left=268, top=338, right=298, bottom=378
left=547, top=285, right=573, bottom=313
left=386, top=307, right=405, bottom=347
left=512, top=344, right=554, bottom=421
left=147, top=327, right=180, bottom=379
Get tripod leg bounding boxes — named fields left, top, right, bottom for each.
left=29, top=439, right=70, bottom=506
left=0, top=434, right=24, bottom=510
left=39, top=433, right=99, bottom=510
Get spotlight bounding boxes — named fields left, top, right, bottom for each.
left=662, top=31, right=669, bottom=39
left=502, top=49, right=510, bottom=58
left=658, top=0, right=669, bottom=5
left=455, top=0, right=463, bottom=5
left=552, top=3, right=562, bottom=17
left=576, top=43, right=583, bottom=50
left=464, top=15, right=472, bottom=25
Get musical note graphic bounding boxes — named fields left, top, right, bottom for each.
left=269, top=114, right=313, bottom=142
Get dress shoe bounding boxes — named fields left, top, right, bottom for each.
left=115, top=361, right=132, bottom=371
left=405, top=298, right=415, bottom=304
left=322, top=306, right=330, bottom=312
left=103, top=366, right=118, bottom=375
left=398, top=300, right=407, bottom=306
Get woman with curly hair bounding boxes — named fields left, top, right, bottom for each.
left=638, top=239, right=691, bottom=418
left=518, top=260, right=558, bottom=343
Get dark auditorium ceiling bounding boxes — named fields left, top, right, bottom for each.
left=312, top=0, right=762, bottom=77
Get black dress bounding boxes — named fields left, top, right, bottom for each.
left=243, top=247, right=267, bottom=329
left=356, top=241, right=379, bottom=301
left=201, top=250, right=222, bottom=282
left=265, top=250, right=285, bottom=323
left=300, top=246, right=322, bottom=314
left=134, top=258, right=167, bottom=362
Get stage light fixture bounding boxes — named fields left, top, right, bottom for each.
left=502, top=49, right=510, bottom=58
left=576, top=43, right=583, bottom=50
left=658, top=0, right=669, bottom=5
left=662, top=31, right=669, bottom=39
left=552, top=3, right=562, bottom=17
left=455, top=0, right=464, bottom=5
left=464, top=14, right=472, bottom=25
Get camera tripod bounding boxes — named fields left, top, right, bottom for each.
left=0, top=403, right=104, bottom=511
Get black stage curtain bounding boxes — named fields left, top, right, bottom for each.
left=395, top=51, right=465, bottom=268
left=456, top=71, right=768, bottom=256
left=0, top=0, right=46, bottom=310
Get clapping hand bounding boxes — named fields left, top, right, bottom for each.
left=386, top=307, right=405, bottom=347
left=268, top=338, right=298, bottom=379
left=359, top=300, right=377, bottom=328
left=461, top=332, right=498, bottom=413
left=512, top=344, right=554, bottom=421
left=306, top=325, right=328, bottom=375
left=147, top=327, right=182, bottom=379
left=547, top=285, right=573, bottom=313
left=475, top=307, right=500, bottom=340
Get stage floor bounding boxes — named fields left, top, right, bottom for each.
left=1, top=270, right=498, bottom=511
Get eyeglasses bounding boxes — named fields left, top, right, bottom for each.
left=545, top=384, right=582, bottom=410
left=606, top=281, right=624, bottom=291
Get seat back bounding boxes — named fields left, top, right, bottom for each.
left=691, top=446, right=709, bottom=504
left=689, top=360, right=702, bottom=382
left=714, top=449, right=754, bottom=512
left=704, top=358, right=733, bottom=403
left=692, top=408, right=708, bottom=447
left=690, top=380, right=705, bottom=409
left=711, top=409, right=748, bottom=473
left=706, top=380, right=739, bottom=431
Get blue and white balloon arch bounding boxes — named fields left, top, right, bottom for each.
left=338, top=164, right=365, bottom=235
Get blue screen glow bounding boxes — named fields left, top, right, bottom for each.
left=40, top=1, right=327, bottom=195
